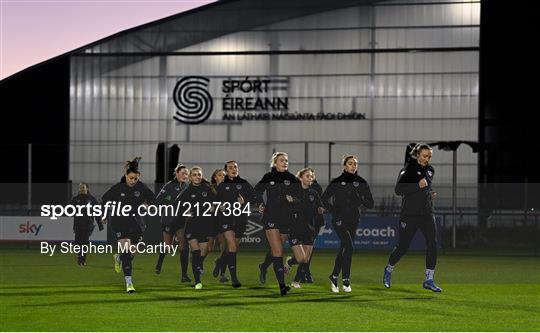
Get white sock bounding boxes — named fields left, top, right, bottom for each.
left=425, top=269, right=435, bottom=281
left=125, top=276, right=132, bottom=285
left=386, top=264, right=394, bottom=273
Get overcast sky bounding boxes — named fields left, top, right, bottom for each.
left=0, top=0, right=214, bottom=80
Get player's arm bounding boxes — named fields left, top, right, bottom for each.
left=288, top=179, right=303, bottom=204
left=89, top=195, right=104, bottom=231
left=253, top=174, right=270, bottom=211
left=321, top=182, right=337, bottom=215
left=395, top=166, right=423, bottom=196
left=142, top=183, right=156, bottom=205
left=100, top=183, right=119, bottom=222
left=242, top=181, right=256, bottom=205
left=155, top=182, right=170, bottom=204
left=359, top=181, right=374, bottom=209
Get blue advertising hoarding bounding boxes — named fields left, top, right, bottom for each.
left=314, top=215, right=444, bottom=250
left=241, top=213, right=444, bottom=250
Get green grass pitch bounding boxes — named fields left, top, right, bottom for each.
left=1, top=247, right=539, bottom=331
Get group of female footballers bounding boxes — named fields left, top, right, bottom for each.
left=80, top=144, right=442, bottom=295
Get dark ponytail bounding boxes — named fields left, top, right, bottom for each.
left=125, top=157, right=141, bottom=174
left=121, top=157, right=141, bottom=183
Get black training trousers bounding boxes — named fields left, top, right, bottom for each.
left=388, top=214, right=437, bottom=269
left=331, top=218, right=357, bottom=280
left=74, top=228, right=92, bottom=260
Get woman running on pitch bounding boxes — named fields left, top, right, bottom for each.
left=209, top=168, right=230, bottom=283
left=101, top=157, right=154, bottom=293
left=285, top=167, right=325, bottom=289
left=322, top=155, right=374, bottom=293
left=71, top=182, right=103, bottom=266
left=215, top=160, right=255, bottom=288
left=175, top=166, right=215, bottom=290
left=383, top=143, right=442, bottom=292
left=154, top=164, right=191, bottom=282
left=300, top=170, right=325, bottom=283
left=255, top=152, right=302, bottom=296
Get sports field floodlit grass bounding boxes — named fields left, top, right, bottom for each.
left=1, top=247, right=539, bottom=331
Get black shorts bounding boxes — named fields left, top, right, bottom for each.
left=264, top=220, right=290, bottom=234
left=220, top=220, right=234, bottom=233
left=205, top=224, right=219, bottom=238
left=205, top=217, right=222, bottom=238
left=234, top=220, right=247, bottom=238
left=113, top=227, right=143, bottom=243
left=184, top=218, right=209, bottom=242
left=288, top=230, right=314, bottom=247
left=220, top=216, right=248, bottom=238
left=331, top=218, right=358, bottom=243
left=161, top=219, right=185, bottom=235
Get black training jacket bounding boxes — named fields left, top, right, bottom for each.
left=70, top=193, right=102, bottom=232
left=216, top=175, right=255, bottom=222
left=321, top=171, right=374, bottom=223
left=175, top=183, right=216, bottom=224
left=156, top=179, right=188, bottom=225
left=254, top=168, right=302, bottom=225
left=395, top=161, right=435, bottom=218
left=291, top=187, right=325, bottom=234
left=101, top=180, right=155, bottom=230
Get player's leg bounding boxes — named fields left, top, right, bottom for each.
left=212, top=231, right=225, bottom=278
left=80, top=228, right=92, bottom=265
left=188, top=238, right=203, bottom=289
left=74, top=228, right=84, bottom=265
left=214, top=221, right=231, bottom=281
left=289, top=244, right=307, bottom=288
left=300, top=244, right=314, bottom=283
left=199, top=239, right=209, bottom=273
left=340, top=222, right=357, bottom=293
left=297, top=229, right=315, bottom=283
left=223, top=230, right=241, bottom=288
left=329, top=220, right=348, bottom=293
left=258, top=221, right=274, bottom=284
left=265, top=228, right=289, bottom=295
left=303, top=227, right=319, bottom=283
left=418, top=215, right=442, bottom=292
left=285, top=233, right=305, bottom=275
left=176, top=228, right=191, bottom=282
left=384, top=218, right=419, bottom=288
left=213, top=232, right=229, bottom=281
left=207, top=236, right=215, bottom=256
left=117, top=237, right=135, bottom=293
left=155, top=229, right=173, bottom=274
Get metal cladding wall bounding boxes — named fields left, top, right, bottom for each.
left=69, top=0, right=480, bottom=208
